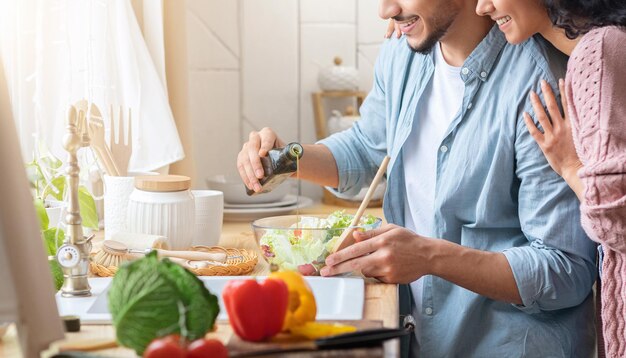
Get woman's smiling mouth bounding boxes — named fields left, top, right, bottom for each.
left=495, top=15, right=512, bottom=26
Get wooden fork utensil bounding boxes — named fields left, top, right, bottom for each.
left=109, top=105, right=132, bottom=176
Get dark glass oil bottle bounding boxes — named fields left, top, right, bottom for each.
left=246, top=142, right=304, bottom=195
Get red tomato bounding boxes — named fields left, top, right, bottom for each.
left=186, top=338, right=228, bottom=358
left=143, top=335, right=185, bottom=358
left=293, top=229, right=302, bottom=237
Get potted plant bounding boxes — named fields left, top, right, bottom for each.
left=26, top=143, right=98, bottom=290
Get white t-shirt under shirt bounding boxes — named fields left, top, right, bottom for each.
left=402, top=42, right=465, bottom=346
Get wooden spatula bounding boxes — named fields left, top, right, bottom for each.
left=331, top=156, right=390, bottom=253
left=88, top=103, right=120, bottom=176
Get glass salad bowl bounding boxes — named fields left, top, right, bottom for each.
left=251, top=211, right=382, bottom=275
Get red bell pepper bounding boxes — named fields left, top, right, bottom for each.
left=222, top=278, right=289, bottom=342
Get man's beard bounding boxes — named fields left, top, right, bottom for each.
left=407, top=13, right=457, bottom=54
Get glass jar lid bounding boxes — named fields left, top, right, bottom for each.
left=134, top=175, right=191, bottom=192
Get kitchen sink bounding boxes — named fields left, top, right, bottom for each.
left=56, top=276, right=364, bottom=324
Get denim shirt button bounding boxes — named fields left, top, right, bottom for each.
left=461, top=67, right=469, bottom=75
left=468, top=102, right=473, bottom=109
left=425, top=307, right=433, bottom=315
left=481, top=71, right=488, bottom=78
left=440, top=145, right=448, bottom=153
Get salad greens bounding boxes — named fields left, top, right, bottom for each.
left=259, top=210, right=379, bottom=273
left=108, top=252, right=219, bottom=355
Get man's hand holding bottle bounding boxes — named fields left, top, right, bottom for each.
left=238, top=127, right=286, bottom=193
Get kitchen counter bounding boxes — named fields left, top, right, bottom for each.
left=0, top=202, right=399, bottom=357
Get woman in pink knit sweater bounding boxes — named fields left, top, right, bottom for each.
left=473, top=0, right=626, bottom=356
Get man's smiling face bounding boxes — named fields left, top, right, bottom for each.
left=379, top=0, right=463, bottom=53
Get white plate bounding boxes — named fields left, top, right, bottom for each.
left=56, top=276, right=364, bottom=324
left=224, top=194, right=298, bottom=209
left=223, top=196, right=314, bottom=222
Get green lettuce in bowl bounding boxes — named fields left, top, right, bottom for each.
left=252, top=210, right=382, bottom=275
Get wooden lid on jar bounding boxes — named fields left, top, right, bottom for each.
left=134, top=175, right=191, bottom=192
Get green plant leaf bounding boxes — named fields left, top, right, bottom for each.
left=34, top=198, right=49, bottom=230
left=43, top=176, right=66, bottom=201
left=43, top=228, right=65, bottom=291
left=43, top=227, right=65, bottom=255
left=37, top=141, right=63, bottom=170
left=40, top=155, right=62, bottom=170
left=49, top=261, right=64, bottom=291
left=79, top=186, right=98, bottom=229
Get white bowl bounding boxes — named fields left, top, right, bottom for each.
left=206, top=174, right=292, bottom=204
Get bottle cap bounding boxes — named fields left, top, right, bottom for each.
left=134, top=175, right=191, bottom=192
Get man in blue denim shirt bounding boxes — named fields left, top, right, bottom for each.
left=238, top=0, right=597, bottom=356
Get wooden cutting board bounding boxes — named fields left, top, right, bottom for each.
left=227, top=320, right=384, bottom=357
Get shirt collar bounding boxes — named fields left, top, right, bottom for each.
left=460, top=25, right=507, bottom=83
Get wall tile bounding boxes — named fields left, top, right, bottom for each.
left=186, top=0, right=386, bottom=200
left=187, top=0, right=239, bottom=58
left=300, top=0, right=355, bottom=23
left=187, top=11, right=239, bottom=70
left=241, top=120, right=257, bottom=144
left=188, top=71, right=241, bottom=183
left=357, top=0, right=388, bottom=43
left=241, top=0, right=299, bottom=142
left=299, top=24, right=356, bottom=146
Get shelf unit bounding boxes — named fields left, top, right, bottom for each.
left=311, top=90, right=383, bottom=208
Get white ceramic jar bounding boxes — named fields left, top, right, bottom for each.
left=318, top=57, right=359, bottom=91
left=127, top=175, right=195, bottom=250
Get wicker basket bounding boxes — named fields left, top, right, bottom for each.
left=89, top=246, right=258, bottom=277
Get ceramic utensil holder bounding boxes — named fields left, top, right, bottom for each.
left=191, top=190, right=224, bottom=247
left=127, top=175, right=195, bottom=250
left=103, top=172, right=156, bottom=240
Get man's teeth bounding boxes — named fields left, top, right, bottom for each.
left=400, top=18, right=418, bottom=28
left=496, top=15, right=512, bottom=26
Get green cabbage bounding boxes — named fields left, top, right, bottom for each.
left=108, top=251, right=219, bottom=355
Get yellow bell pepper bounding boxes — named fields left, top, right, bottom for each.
left=290, top=321, right=357, bottom=340
left=269, top=271, right=317, bottom=331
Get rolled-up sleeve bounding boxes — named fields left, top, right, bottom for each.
left=503, top=95, right=597, bottom=313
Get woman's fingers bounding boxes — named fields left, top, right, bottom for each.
left=384, top=19, right=395, bottom=39
left=529, top=91, right=553, bottom=136
left=384, top=20, right=402, bottom=39
left=540, top=80, right=563, bottom=131
left=523, top=112, right=544, bottom=145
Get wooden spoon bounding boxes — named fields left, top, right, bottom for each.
left=87, top=104, right=120, bottom=176
left=331, top=155, right=390, bottom=253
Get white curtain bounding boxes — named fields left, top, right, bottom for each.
left=0, top=0, right=184, bottom=172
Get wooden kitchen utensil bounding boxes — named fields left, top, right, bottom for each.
left=110, top=105, right=132, bottom=176
left=90, top=246, right=258, bottom=277
left=88, top=103, right=120, bottom=176
left=101, top=240, right=228, bottom=262
left=331, top=156, right=390, bottom=253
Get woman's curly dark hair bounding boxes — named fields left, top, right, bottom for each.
left=543, top=0, right=626, bottom=39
